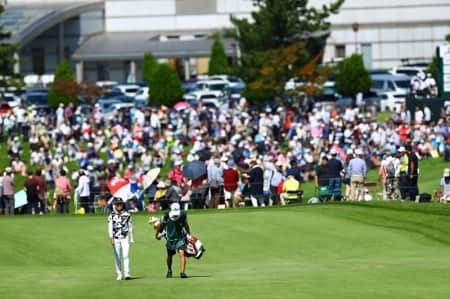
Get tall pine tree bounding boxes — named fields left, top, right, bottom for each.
left=335, top=54, right=371, bottom=98
left=142, top=52, right=158, bottom=86
left=208, top=37, right=230, bottom=75
left=230, top=0, right=344, bottom=100
left=48, top=59, right=79, bottom=107
left=150, top=64, right=183, bottom=107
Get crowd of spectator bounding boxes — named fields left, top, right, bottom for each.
left=0, top=91, right=449, bottom=215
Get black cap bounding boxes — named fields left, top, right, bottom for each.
left=113, top=198, right=124, bottom=205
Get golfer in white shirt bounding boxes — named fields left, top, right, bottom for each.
left=108, top=199, right=134, bottom=280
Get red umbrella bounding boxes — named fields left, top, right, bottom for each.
left=173, top=101, right=190, bottom=111
left=107, top=176, right=132, bottom=201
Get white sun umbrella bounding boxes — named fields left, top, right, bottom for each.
left=143, top=168, right=161, bottom=190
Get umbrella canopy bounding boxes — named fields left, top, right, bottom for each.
left=108, top=176, right=133, bottom=201
left=173, top=101, right=190, bottom=111
left=143, top=167, right=160, bottom=190
left=183, top=160, right=207, bottom=180
left=196, top=149, right=212, bottom=162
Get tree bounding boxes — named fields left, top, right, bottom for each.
left=335, top=54, right=371, bottom=98
left=208, top=37, right=230, bottom=75
left=48, top=59, right=80, bottom=108
left=230, top=0, right=344, bottom=101
left=142, top=52, right=158, bottom=85
left=150, top=64, right=183, bottom=107
left=0, top=4, right=20, bottom=97
left=80, top=81, right=102, bottom=104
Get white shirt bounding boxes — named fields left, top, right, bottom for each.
left=441, top=177, right=450, bottom=195
left=424, top=106, right=431, bottom=122
left=415, top=110, right=424, bottom=124
left=76, top=174, right=90, bottom=197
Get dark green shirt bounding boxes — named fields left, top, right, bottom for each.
left=163, top=212, right=187, bottom=242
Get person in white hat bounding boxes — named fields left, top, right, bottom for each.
left=155, top=202, right=191, bottom=279
left=108, top=198, right=134, bottom=280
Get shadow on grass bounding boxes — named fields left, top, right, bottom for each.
left=125, top=276, right=144, bottom=281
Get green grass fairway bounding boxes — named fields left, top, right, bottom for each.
left=2, top=203, right=450, bottom=299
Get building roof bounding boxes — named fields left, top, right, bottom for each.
left=0, top=1, right=103, bottom=46
left=72, top=32, right=237, bottom=61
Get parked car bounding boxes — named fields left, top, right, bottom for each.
left=182, top=80, right=198, bottom=93
left=285, top=77, right=319, bottom=92
left=390, top=63, right=427, bottom=77
left=363, top=91, right=382, bottom=112
left=284, top=77, right=304, bottom=91
left=378, top=92, right=405, bottom=112
left=99, top=90, right=124, bottom=101
left=183, top=90, right=223, bottom=102
left=201, top=98, right=223, bottom=110
left=134, top=87, right=149, bottom=106
left=196, top=79, right=229, bottom=93
left=209, top=75, right=246, bottom=91
left=97, top=98, right=121, bottom=115
left=22, top=92, right=48, bottom=109
left=96, top=81, right=118, bottom=90
left=369, top=69, right=391, bottom=75
left=2, top=92, right=21, bottom=108
left=103, top=102, right=135, bottom=119
left=112, top=84, right=141, bottom=97
left=26, top=87, right=49, bottom=94
left=370, top=74, right=410, bottom=111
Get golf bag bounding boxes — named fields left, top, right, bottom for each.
left=418, top=193, right=431, bottom=203
left=185, top=234, right=205, bottom=260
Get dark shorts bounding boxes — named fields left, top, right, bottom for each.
left=166, top=239, right=186, bottom=256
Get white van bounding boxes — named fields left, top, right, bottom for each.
left=371, top=74, right=411, bottom=112
left=196, top=79, right=229, bottom=93
left=112, top=84, right=141, bottom=97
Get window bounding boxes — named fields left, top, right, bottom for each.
left=176, top=0, right=216, bottom=15
left=395, top=80, right=410, bottom=89
left=335, top=45, right=346, bottom=58
left=32, top=48, right=45, bottom=75
left=387, top=81, right=396, bottom=91
left=371, top=80, right=384, bottom=90
left=166, top=35, right=180, bottom=40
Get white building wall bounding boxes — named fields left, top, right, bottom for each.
left=102, top=0, right=450, bottom=69
left=105, top=0, right=175, bottom=17
left=216, top=0, right=254, bottom=13
left=104, top=0, right=252, bottom=32
left=8, top=0, right=93, bottom=4
left=320, top=0, right=450, bottom=68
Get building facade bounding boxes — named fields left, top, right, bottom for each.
left=1, top=0, right=450, bottom=82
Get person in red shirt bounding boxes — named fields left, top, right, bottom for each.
left=223, top=160, right=239, bottom=207
left=168, top=160, right=184, bottom=185
left=397, top=122, right=410, bottom=144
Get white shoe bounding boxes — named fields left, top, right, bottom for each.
left=116, top=274, right=123, bottom=281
